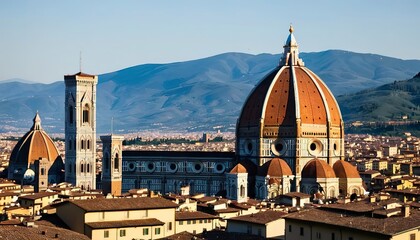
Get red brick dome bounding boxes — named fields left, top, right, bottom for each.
left=258, top=158, right=293, bottom=177
left=9, top=113, right=61, bottom=167
left=302, top=159, right=336, bottom=178
left=230, top=163, right=248, bottom=174
left=237, top=27, right=342, bottom=133
left=333, top=160, right=360, bottom=178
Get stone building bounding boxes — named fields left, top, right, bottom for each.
left=100, top=26, right=364, bottom=201
left=64, top=72, right=98, bottom=190
left=7, top=113, right=64, bottom=191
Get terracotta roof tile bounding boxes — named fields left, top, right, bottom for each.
left=19, top=192, right=58, bottom=200
left=302, top=159, right=336, bottom=178
left=229, top=210, right=287, bottom=225
left=0, top=224, right=90, bottom=240
left=229, top=163, right=247, bottom=174
left=333, top=160, right=361, bottom=178
left=68, top=197, right=178, bottom=212
left=257, top=158, right=292, bottom=177
left=85, top=218, right=164, bottom=229
left=285, top=207, right=420, bottom=236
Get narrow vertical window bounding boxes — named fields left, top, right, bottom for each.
left=81, top=163, right=84, bottom=173
left=114, top=153, right=119, bottom=171
left=82, top=104, right=90, bottom=124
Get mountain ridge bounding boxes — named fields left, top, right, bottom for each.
left=1, top=50, right=419, bottom=133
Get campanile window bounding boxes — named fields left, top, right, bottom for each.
left=82, top=104, right=90, bottom=124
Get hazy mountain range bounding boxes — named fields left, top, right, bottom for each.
left=1, top=50, right=419, bottom=134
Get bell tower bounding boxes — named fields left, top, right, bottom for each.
left=64, top=72, right=98, bottom=190
left=101, top=135, right=124, bottom=196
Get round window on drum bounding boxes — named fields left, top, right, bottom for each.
left=214, top=163, right=226, bottom=173
left=271, top=139, right=287, bottom=156
left=127, top=162, right=136, bottom=171
left=308, top=139, right=323, bottom=156
left=146, top=162, right=156, bottom=173
left=244, top=139, right=253, bottom=155
left=333, top=140, right=340, bottom=156
left=191, top=162, right=204, bottom=173
left=167, top=162, right=178, bottom=173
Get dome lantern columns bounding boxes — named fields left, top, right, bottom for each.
left=280, top=25, right=305, bottom=66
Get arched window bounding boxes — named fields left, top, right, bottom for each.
left=81, top=140, right=85, bottom=149
left=87, top=140, right=90, bottom=149
left=114, top=153, right=119, bottom=171
left=240, top=185, right=245, bottom=198
left=81, top=163, right=84, bottom=173
left=330, top=189, right=335, bottom=198
left=41, top=168, right=45, bottom=175
left=87, top=163, right=90, bottom=173
left=82, top=104, right=90, bottom=124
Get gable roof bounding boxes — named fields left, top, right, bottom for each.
left=229, top=210, right=287, bottom=225
left=67, top=197, right=178, bottom=212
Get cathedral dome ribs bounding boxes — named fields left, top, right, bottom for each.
left=237, top=26, right=343, bottom=140
left=9, top=112, right=60, bottom=167
left=234, top=26, right=348, bottom=195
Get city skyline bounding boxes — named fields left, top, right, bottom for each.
left=1, top=0, right=420, bottom=83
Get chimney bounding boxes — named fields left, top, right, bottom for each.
left=403, top=205, right=410, bottom=217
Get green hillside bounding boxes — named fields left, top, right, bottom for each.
left=338, top=73, right=420, bottom=135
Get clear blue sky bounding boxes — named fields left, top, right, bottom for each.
left=1, top=0, right=419, bottom=83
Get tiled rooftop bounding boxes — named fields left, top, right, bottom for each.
left=229, top=210, right=287, bottom=225
left=69, top=197, right=178, bottom=212
left=85, top=218, right=164, bottom=229
left=285, top=207, right=420, bottom=235
left=19, top=192, right=58, bottom=200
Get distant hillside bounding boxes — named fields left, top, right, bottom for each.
left=338, top=73, right=420, bottom=122
left=0, top=78, right=35, bottom=84
left=1, top=50, right=420, bottom=133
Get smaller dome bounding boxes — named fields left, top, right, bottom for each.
left=302, top=159, right=336, bottom=178
left=230, top=163, right=247, bottom=174
left=333, top=160, right=361, bottom=178
left=258, top=158, right=293, bottom=177
left=9, top=112, right=60, bottom=167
